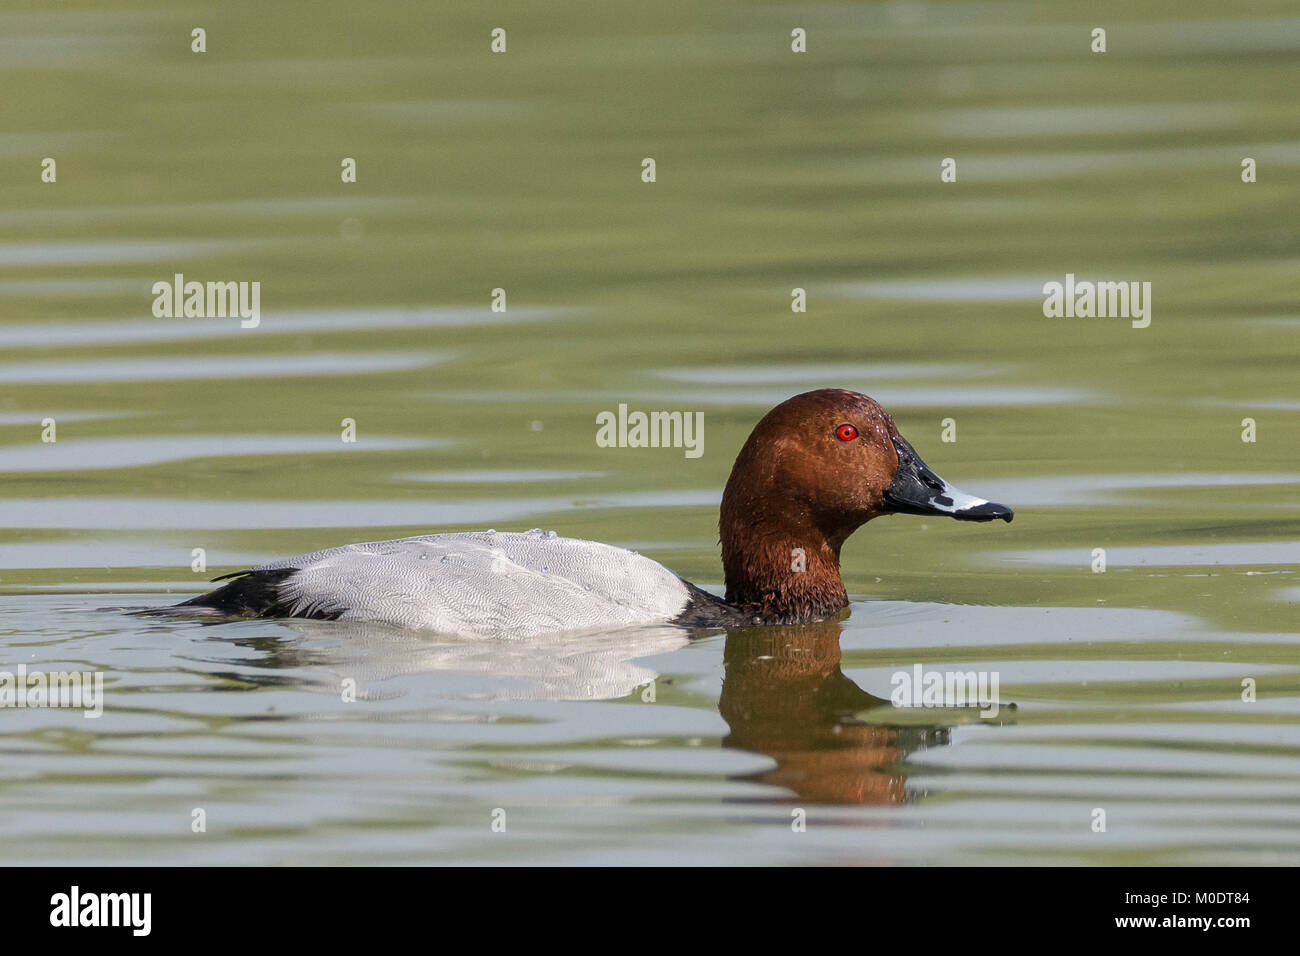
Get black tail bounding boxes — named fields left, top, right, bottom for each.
left=135, top=567, right=330, bottom=620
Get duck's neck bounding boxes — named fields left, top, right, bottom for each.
left=719, top=510, right=852, bottom=624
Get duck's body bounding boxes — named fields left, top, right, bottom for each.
left=168, top=389, right=1012, bottom=637
left=187, top=529, right=738, bottom=638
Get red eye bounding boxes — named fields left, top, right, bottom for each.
left=835, top=424, right=858, bottom=442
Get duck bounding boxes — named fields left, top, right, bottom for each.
left=165, top=388, right=1012, bottom=638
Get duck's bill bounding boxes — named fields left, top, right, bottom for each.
left=882, top=435, right=1013, bottom=523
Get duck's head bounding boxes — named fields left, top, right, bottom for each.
left=719, top=388, right=1012, bottom=620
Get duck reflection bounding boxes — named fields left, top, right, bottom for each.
left=205, top=618, right=692, bottom=700
left=163, top=608, right=979, bottom=806
left=718, top=616, right=950, bottom=806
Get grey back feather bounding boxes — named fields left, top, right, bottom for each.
left=256, top=529, right=692, bottom=639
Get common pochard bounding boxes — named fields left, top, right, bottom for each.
left=166, top=388, right=1012, bottom=637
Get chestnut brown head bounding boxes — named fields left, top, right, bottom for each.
left=721, top=389, right=903, bottom=540
left=718, top=388, right=1012, bottom=620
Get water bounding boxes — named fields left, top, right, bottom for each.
left=1, top=0, right=1297, bottom=865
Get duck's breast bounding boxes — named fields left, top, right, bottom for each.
left=256, top=529, right=693, bottom=638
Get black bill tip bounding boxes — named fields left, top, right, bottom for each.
left=952, top=501, right=1014, bottom=523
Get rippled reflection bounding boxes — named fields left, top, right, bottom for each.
left=720, top=618, right=955, bottom=806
